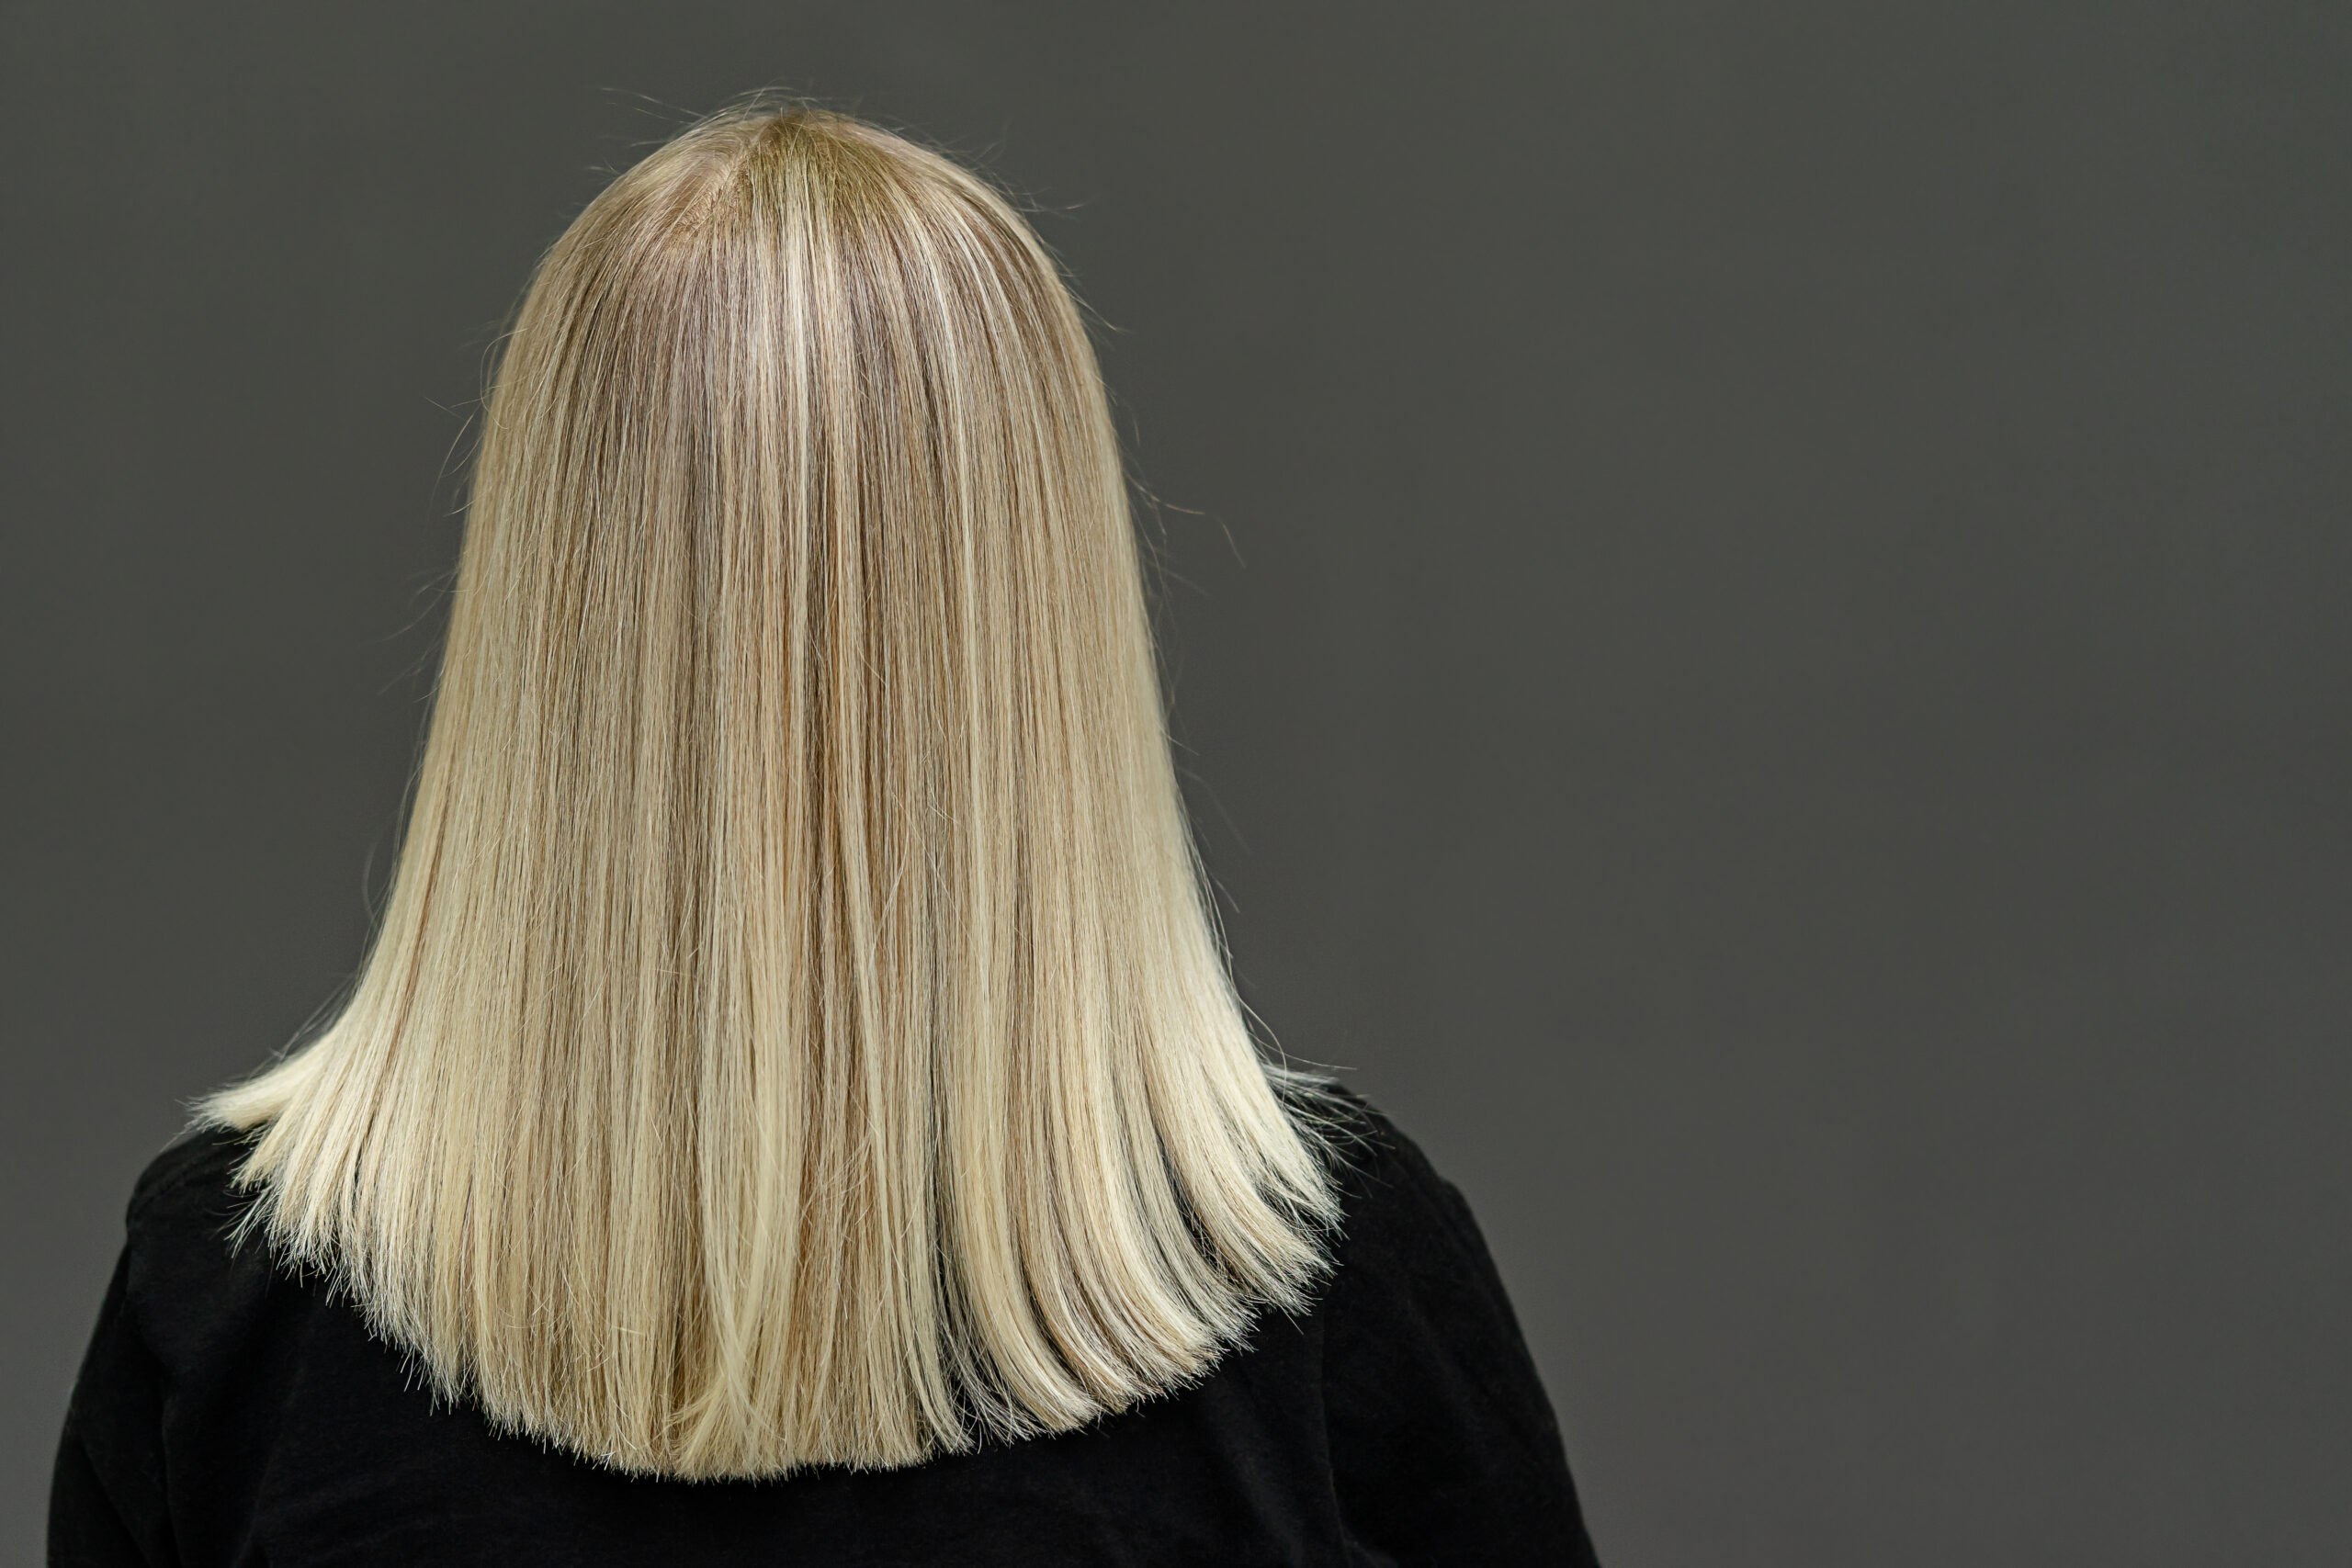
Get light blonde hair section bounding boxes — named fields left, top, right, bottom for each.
left=200, top=103, right=1337, bottom=1480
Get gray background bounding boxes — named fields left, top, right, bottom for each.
left=5, top=2, right=2346, bottom=1562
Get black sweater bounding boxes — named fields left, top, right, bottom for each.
left=51, top=1091, right=1600, bottom=1566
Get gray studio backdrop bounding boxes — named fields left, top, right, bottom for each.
left=6, top=3, right=2346, bottom=1563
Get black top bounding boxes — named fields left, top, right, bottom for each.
left=51, top=1090, right=1600, bottom=1567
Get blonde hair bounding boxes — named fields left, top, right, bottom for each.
left=200, top=103, right=1336, bottom=1480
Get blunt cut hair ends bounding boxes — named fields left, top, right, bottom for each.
left=199, top=104, right=1340, bottom=1480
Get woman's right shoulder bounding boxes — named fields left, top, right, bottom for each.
left=1293, top=1078, right=1472, bottom=1249
left=1288, top=1077, right=1600, bottom=1562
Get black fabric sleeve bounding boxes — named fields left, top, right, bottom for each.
left=50, top=1243, right=178, bottom=1568
left=1319, top=1098, right=1602, bottom=1567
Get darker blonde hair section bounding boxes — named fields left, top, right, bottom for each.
left=200, top=103, right=1337, bottom=1480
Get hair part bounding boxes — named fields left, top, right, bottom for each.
left=201, top=102, right=1337, bottom=1480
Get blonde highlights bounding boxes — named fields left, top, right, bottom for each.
left=201, top=105, right=1335, bottom=1479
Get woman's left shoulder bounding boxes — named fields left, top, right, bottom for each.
left=117, top=1122, right=285, bottom=1365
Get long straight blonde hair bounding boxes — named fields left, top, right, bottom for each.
left=201, top=103, right=1336, bottom=1481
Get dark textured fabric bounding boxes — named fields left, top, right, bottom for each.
left=51, top=1089, right=1600, bottom=1566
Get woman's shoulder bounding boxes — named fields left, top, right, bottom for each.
left=1286, top=1078, right=1597, bottom=1561
left=124, top=1121, right=264, bottom=1256
left=1298, top=1078, right=1493, bottom=1273
left=115, top=1122, right=290, bottom=1363
left=129, top=1120, right=255, bottom=1215
left=1291, top=1077, right=1539, bottom=1358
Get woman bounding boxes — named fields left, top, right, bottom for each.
left=51, top=103, right=1600, bottom=1566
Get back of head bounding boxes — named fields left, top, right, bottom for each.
left=202, top=104, right=1335, bottom=1481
